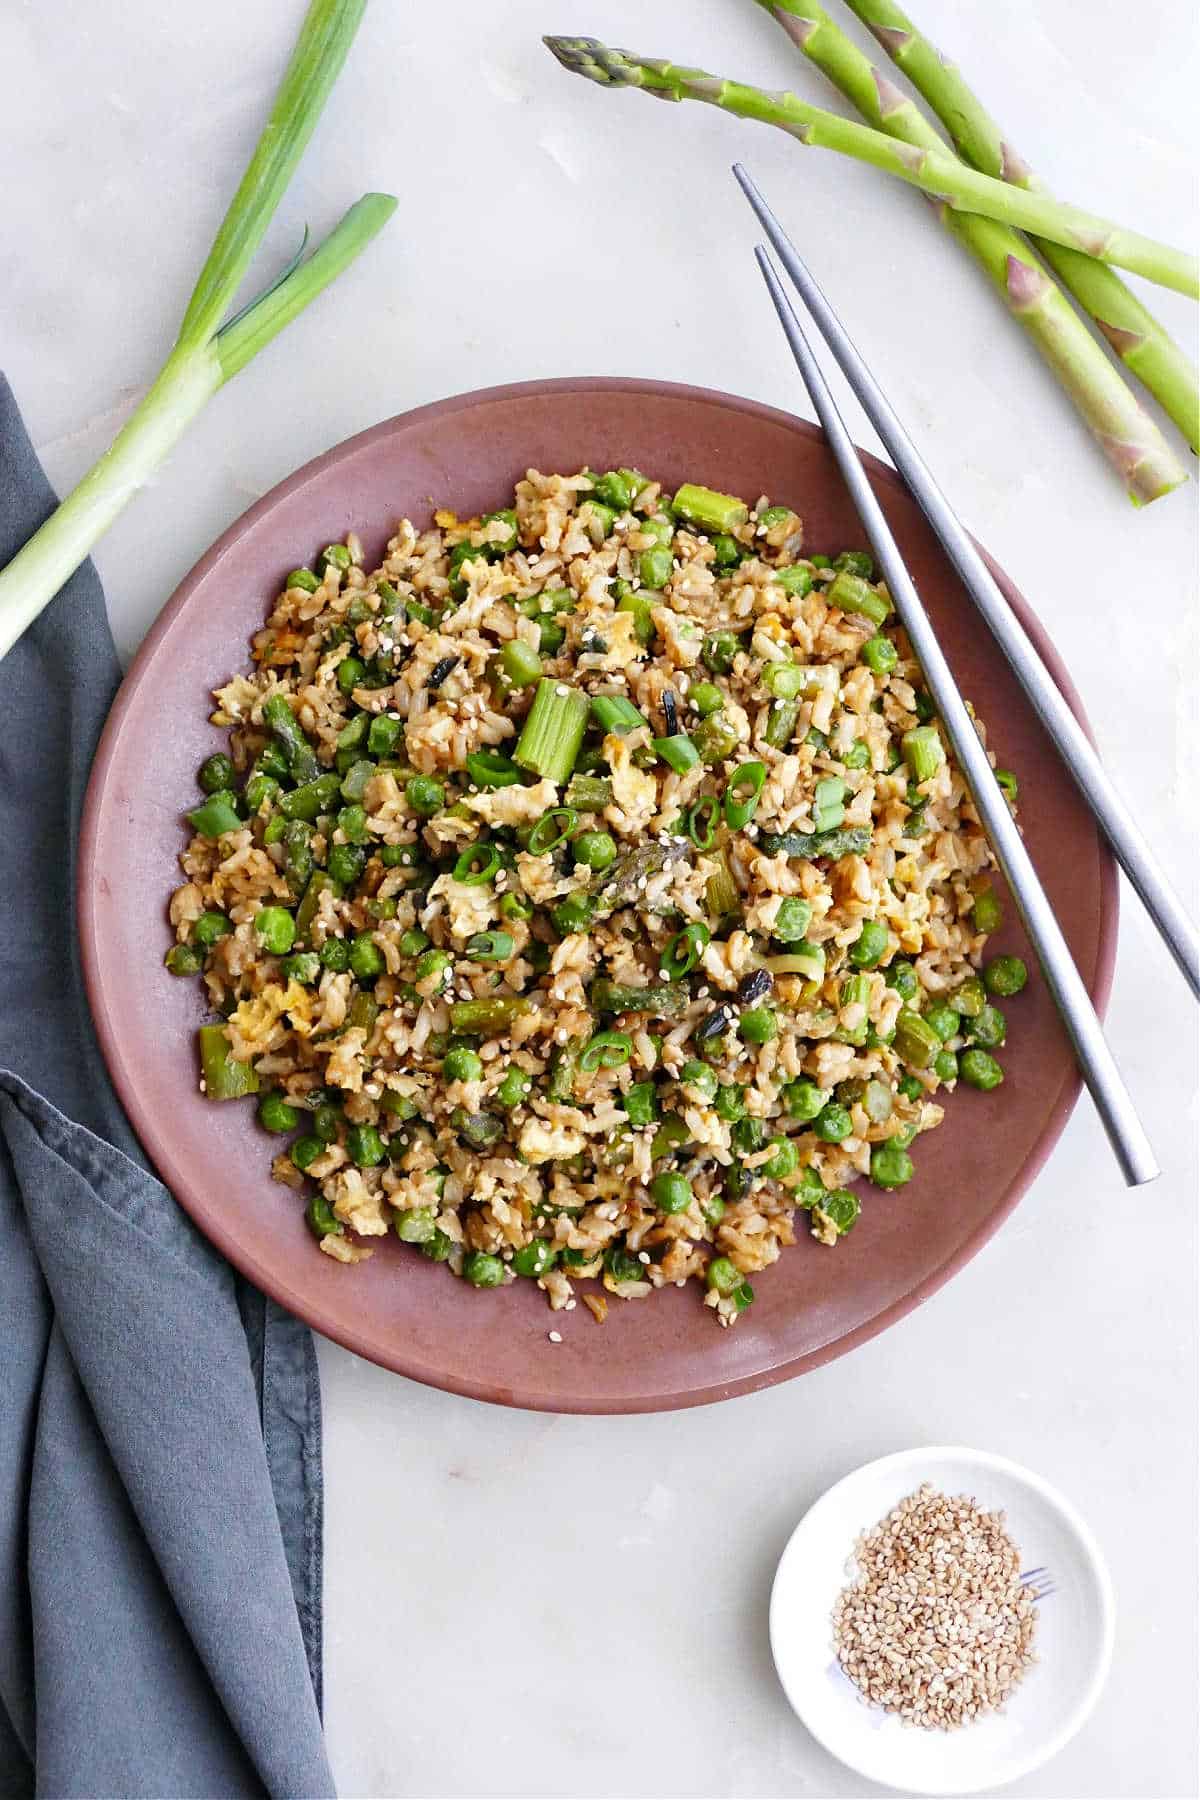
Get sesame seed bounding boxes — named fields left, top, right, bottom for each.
left=637, top=1251, right=651, bottom=1265
left=548, top=1330, right=563, bottom=1343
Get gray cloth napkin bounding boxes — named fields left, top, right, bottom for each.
left=0, top=374, right=334, bottom=1799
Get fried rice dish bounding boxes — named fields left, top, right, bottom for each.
left=167, top=467, right=1026, bottom=1326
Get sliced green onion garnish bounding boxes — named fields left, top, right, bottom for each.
left=660, top=921, right=711, bottom=980
left=513, top=678, right=590, bottom=785
left=764, top=661, right=805, bottom=698
left=465, top=930, right=514, bottom=963
left=579, top=1030, right=634, bottom=1072
left=527, top=805, right=580, bottom=854
left=590, top=693, right=646, bottom=735
left=653, top=734, right=700, bottom=774
left=724, top=760, right=767, bottom=829
left=685, top=794, right=720, bottom=851
left=465, top=749, right=522, bottom=789
left=453, top=840, right=501, bottom=885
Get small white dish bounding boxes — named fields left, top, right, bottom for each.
left=769, top=1445, right=1115, bottom=1796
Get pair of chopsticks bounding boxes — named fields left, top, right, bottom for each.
left=734, top=163, right=1200, bottom=1190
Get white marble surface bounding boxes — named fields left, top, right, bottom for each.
left=5, top=0, right=1198, bottom=1793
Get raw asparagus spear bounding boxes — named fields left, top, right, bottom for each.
left=750, top=0, right=1186, bottom=504
left=542, top=37, right=1199, bottom=297
left=837, top=0, right=1198, bottom=450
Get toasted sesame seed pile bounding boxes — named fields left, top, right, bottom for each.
left=833, top=1482, right=1038, bottom=1729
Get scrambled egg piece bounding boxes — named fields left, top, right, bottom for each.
left=463, top=777, right=558, bottom=828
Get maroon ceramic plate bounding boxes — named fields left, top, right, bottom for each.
left=79, top=379, right=1115, bottom=1413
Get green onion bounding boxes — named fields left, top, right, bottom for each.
left=724, top=761, right=767, bottom=829
left=661, top=922, right=711, bottom=980
left=579, top=1031, right=633, bottom=1072
left=766, top=941, right=826, bottom=982
left=902, top=725, right=946, bottom=783
left=590, top=693, right=646, bottom=735
left=685, top=795, right=720, bottom=851
left=452, top=840, right=501, bottom=885
left=653, top=734, right=700, bottom=774
left=466, top=749, right=522, bottom=789
left=0, top=0, right=397, bottom=663
left=514, top=678, right=590, bottom=784
left=465, top=930, right=514, bottom=963
left=528, top=806, right=579, bottom=854
left=995, top=768, right=1019, bottom=804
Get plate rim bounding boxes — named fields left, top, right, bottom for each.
left=767, top=1443, right=1117, bottom=1794
left=77, top=376, right=1118, bottom=1412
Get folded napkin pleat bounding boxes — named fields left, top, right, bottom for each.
left=0, top=374, right=333, bottom=1799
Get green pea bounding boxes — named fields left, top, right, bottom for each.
left=848, top=918, right=888, bottom=969
left=337, top=656, right=366, bottom=694
left=414, top=948, right=451, bottom=989
left=319, top=938, right=351, bottom=972
left=164, top=943, right=204, bottom=976
left=327, top=843, right=366, bottom=888
left=679, top=1061, right=718, bottom=1102
left=192, top=910, right=231, bottom=949
left=714, top=1084, right=746, bottom=1122
left=394, top=1205, right=438, bottom=1245
left=198, top=751, right=235, bottom=794
left=312, top=1103, right=342, bottom=1144
left=651, top=1170, right=693, bottom=1214
left=281, top=951, right=321, bottom=985
left=985, top=955, right=1028, bottom=997
left=897, top=1074, right=924, bottom=1102
left=346, top=1124, right=386, bottom=1168
left=739, top=1007, right=777, bottom=1044
left=960, top=1048, right=1004, bottom=1090
left=495, top=1066, right=531, bottom=1109
left=764, top=1136, right=799, bottom=1179
left=639, top=546, right=673, bottom=590
left=406, top=774, right=444, bottom=817
left=971, top=886, right=1004, bottom=933
left=967, top=1003, right=1007, bottom=1049
left=813, top=1103, right=852, bottom=1143
left=689, top=681, right=725, bottom=717
left=703, top=630, right=740, bottom=675
left=512, top=1239, right=558, bottom=1278
left=934, top=1050, right=958, bottom=1083
left=349, top=933, right=385, bottom=981
left=254, top=906, right=296, bottom=956
left=573, top=830, right=616, bottom=871
left=444, top=1046, right=483, bottom=1083
left=367, top=714, right=402, bottom=756
left=860, top=635, right=897, bottom=675
left=950, top=975, right=987, bottom=1018
left=923, top=1003, right=960, bottom=1043
left=291, top=1135, right=324, bottom=1172
left=710, top=533, right=743, bottom=569
left=784, top=1079, right=826, bottom=1122
left=305, top=1195, right=341, bottom=1238
left=463, top=1251, right=505, bottom=1289
left=732, top=1117, right=765, bottom=1154
left=337, top=804, right=370, bottom=844
left=886, top=959, right=919, bottom=1001
left=705, top=1256, right=743, bottom=1297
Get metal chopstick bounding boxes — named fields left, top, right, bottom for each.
left=745, top=241, right=1158, bottom=1187
left=734, top=161, right=1199, bottom=1004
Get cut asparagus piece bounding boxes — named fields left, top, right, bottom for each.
left=514, top=678, right=590, bottom=784
left=543, top=37, right=1199, bottom=297
left=672, top=483, right=750, bottom=532
left=834, top=0, right=1199, bottom=452
left=758, top=826, right=872, bottom=859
